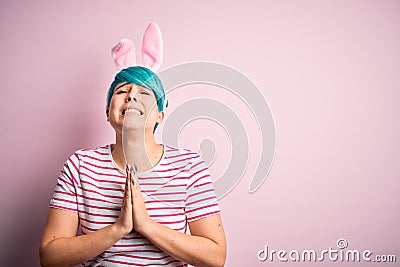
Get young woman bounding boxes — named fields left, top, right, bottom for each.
left=39, top=66, right=226, bottom=267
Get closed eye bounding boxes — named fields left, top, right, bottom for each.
left=116, top=90, right=127, bottom=94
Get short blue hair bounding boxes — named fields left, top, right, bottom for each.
left=107, top=66, right=168, bottom=111
left=107, top=66, right=168, bottom=131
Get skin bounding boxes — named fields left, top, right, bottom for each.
left=39, top=83, right=227, bottom=267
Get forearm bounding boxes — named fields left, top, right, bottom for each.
left=39, top=224, right=124, bottom=267
left=139, top=220, right=225, bottom=267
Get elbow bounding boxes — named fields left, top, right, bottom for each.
left=211, top=246, right=226, bottom=267
left=219, top=246, right=227, bottom=267
left=210, top=239, right=226, bottom=267
left=214, top=258, right=226, bottom=267
left=39, top=247, right=48, bottom=267
left=39, top=255, right=55, bottom=267
left=198, top=247, right=226, bottom=267
left=206, top=258, right=225, bottom=267
left=39, top=260, right=50, bottom=267
left=216, top=242, right=227, bottom=267
left=217, top=253, right=226, bottom=267
left=39, top=243, right=53, bottom=267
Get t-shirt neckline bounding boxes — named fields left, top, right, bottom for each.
left=108, top=144, right=166, bottom=175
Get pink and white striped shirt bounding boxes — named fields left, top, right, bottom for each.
left=50, top=144, right=220, bottom=266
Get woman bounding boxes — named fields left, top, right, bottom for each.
left=39, top=66, right=226, bottom=267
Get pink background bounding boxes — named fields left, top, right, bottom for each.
left=0, top=0, right=399, bottom=266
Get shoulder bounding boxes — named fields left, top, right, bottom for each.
left=164, top=144, right=201, bottom=160
left=74, top=145, right=110, bottom=158
left=65, top=145, right=111, bottom=164
left=163, top=144, right=206, bottom=168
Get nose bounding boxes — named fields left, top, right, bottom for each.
left=126, top=96, right=135, bottom=102
left=126, top=90, right=138, bottom=103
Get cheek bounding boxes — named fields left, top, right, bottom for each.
left=144, top=98, right=158, bottom=112
left=110, top=97, right=124, bottom=111
left=145, top=109, right=157, bottom=122
left=144, top=106, right=159, bottom=125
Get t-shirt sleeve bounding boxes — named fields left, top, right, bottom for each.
left=185, top=153, right=220, bottom=222
left=49, top=153, right=80, bottom=212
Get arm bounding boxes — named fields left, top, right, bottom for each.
left=139, top=214, right=226, bottom=267
left=39, top=209, right=123, bottom=267
left=130, top=172, right=226, bottom=267
left=39, top=175, right=135, bottom=267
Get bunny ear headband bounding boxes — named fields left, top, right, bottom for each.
left=111, top=22, right=163, bottom=72
left=107, top=22, right=168, bottom=115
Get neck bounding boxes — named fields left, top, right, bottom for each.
left=111, top=129, right=163, bottom=173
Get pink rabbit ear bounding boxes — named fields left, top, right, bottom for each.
left=141, top=22, right=163, bottom=72
left=111, top=38, right=137, bottom=70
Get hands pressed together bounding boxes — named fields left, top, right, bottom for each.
left=115, top=166, right=152, bottom=237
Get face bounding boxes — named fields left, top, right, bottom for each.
left=106, top=82, right=164, bottom=134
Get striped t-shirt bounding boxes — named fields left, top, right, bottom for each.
left=50, top=144, right=220, bottom=267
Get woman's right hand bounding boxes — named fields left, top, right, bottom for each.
left=114, top=172, right=134, bottom=236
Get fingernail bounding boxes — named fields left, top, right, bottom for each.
left=134, top=162, right=138, bottom=173
left=131, top=169, right=135, bottom=185
left=125, top=163, right=129, bottom=176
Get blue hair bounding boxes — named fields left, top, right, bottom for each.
left=107, top=66, right=168, bottom=131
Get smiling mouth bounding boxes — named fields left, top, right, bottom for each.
left=122, top=109, right=143, bottom=116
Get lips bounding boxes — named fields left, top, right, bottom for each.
left=125, top=108, right=143, bottom=115
left=122, top=105, right=144, bottom=116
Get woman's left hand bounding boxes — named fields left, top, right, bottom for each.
left=128, top=168, right=153, bottom=233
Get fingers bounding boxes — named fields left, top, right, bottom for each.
left=129, top=166, right=142, bottom=204
left=116, top=166, right=134, bottom=235
left=121, top=173, right=132, bottom=219
left=132, top=163, right=140, bottom=189
left=124, top=173, right=131, bottom=201
left=129, top=169, right=134, bottom=204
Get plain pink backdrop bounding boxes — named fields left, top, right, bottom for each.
left=0, top=1, right=399, bottom=266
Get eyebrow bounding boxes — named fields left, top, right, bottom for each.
left=141, top=87, right=153, bottom=93
left=114, top=83, right=153, bottom=93
left=115, top=82, right=130, bottom=91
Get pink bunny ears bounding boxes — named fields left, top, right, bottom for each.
left=111, top=22, right=164, bottom=72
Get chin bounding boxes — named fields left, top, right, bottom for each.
left=122, top=123, right=145, bottom=131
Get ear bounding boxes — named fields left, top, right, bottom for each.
left=111, top=38, right=136, bottom=70
left=156, top=111, right=165, bottom=124
left=141, top=22, right=163, bottom=72
left=106, top=108, right=110, bottom=121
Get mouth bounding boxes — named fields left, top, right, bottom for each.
left=122, top=108, right=143, bottom=116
